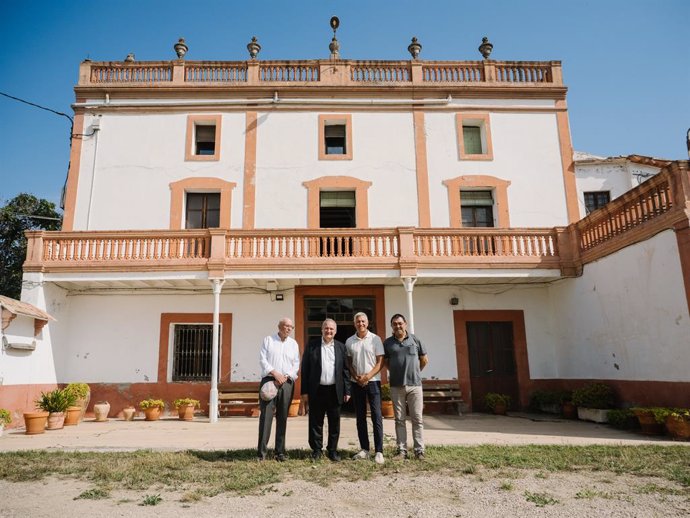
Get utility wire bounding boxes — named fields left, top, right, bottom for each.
left=0, top=91, right=73, bottom=124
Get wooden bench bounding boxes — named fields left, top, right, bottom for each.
left=218, top=383, right=260, bottom=417
left=422, top=382, right=464, bottom=415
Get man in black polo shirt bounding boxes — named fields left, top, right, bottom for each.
left=383, top=313, right=428, bottom=460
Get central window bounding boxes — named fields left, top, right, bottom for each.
left=194, top=124, right=216, bottom=156
left=320, top=191, right=356, bottom=228
left=186, top=192, right=220, bottom=229
left=172, top=324, right=214, bottom=381
left=324, top=124, right=346, bottom=155
left=462, top=126, right=483, bottom=155
left=461, top=190, right=495, bottom=227
left=318, top=114, right=353, bottom=160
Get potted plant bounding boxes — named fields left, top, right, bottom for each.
left=0, top=409, right=11, bottom=437
left=288, top=399, right=300, bottom=418
left=484, top=393, right=511, bottom=415
left=64, top=382, right=90, bottom=422
left=631, top=407, right=672, bottom=435
left=572, top=383, right=615, bottom=423
left=174, top=398, right=199, bottom=421
left=606, top=408, right=639, bottom=430
left=665, top=408, right=690, bottom=441
left=380, top=383, right=394, bottom=419
left=36, top=388, right=76, bottom=430
left=140, top=399, right=165, bottom=421
left=530, top=389, right=571, bottom=415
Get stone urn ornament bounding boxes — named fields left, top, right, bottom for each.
left=408, top=37, right=422, bottom=60
left=247, top=36, right=261, bottom=59
left=478, top=36, right=493, bottom=59
left=174, top=37, right=188, bottom=59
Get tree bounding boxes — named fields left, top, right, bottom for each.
left=0, top=194, right=62, bottom=299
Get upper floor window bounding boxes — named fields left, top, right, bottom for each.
left=584, top=191, right=610, bottom=214
left=461, top=190, right=494, bottom=227
left=319, top=114, right=353, bottom=160
left=185, top=115, right=222, bottom=161
left=186, top=192, right=220, bottom=229
left=320, top=191, right=356, bottom=228
left=456, top=113, right=493, bottom=161
left=195, top=124, right=216, bottom=156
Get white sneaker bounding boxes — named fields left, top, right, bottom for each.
left=374, top=452, right=385, bottom=465
left=352, top=450, right=370, bottom=460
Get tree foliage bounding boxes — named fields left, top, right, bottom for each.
left=0, top=194, right=62, bottom=299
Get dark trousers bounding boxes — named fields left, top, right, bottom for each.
left=308, top=384, right=341, bottom=453
left=352, top=380, right=384, bottom=454
left=257, top=376, right=294, bottom=458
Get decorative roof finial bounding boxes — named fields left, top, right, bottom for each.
left=329, top=16, right=340, bottom=60
left=124, top=53, right=135, bottom=63
left=247, top=36, right=261, bottom=60
left=478, top=36, right=493, bottom=60
left=408, top=37, right=422, bottom=60
left=174, top=38, right=188, bottom=59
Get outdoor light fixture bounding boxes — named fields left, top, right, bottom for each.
left=329, top=16, right=340, bottom=59
left=275, top=293, right=284, bottom=301
left=450, top=297, right=459, bottom=306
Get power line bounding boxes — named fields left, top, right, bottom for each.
left=0, top=91, right=73, bottom=124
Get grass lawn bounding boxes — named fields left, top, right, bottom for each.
left=1, top=445, right=688, bottom=499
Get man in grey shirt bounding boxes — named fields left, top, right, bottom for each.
left=383, top=313, right=428, bottom=460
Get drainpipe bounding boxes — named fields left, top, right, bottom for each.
left=209, top=278, right=225, bottom=423
left=401, top=277, right=417, bottom=333
left=85, top=119, right=101, bottom=229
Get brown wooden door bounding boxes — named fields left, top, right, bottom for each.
left=466, top=321, right=518, bottom=411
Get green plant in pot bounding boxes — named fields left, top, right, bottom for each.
left=36, top=388, right=76, bottom=430
left=630, top=407, right=672, bottom=436
left=140, top=399, right=165, bottom=421
left=0, top=408, right=11, bottom=436
left=665, top=408, right=690, bottom=440
left=530, top=389, right=571, bottom=414
left=380, top=383, right=394, bottom=419
left=572, top=383, right=615, bottom=423
left=64, top=382, right=90, bottom=425
left=174, top=398, right=200, bottom=421
left=484, top=393, right=511, bottom=414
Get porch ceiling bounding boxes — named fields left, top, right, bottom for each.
left=49, top=269, right=562, bottom=294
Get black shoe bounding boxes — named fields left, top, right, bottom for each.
left=311, top=450, right=322, bottom=461
left=256, top=456, right=266, bottom=462
left=275, top=454, right=287, bottom=462
left=327, top=451, right=341, bottom=462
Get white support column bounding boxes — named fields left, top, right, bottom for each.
left=401, top=277, right=417, bottom=333
left=209, top=278, right=225, bottom=423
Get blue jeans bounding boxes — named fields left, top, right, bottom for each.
left=351, top=380, right=384, bottom=454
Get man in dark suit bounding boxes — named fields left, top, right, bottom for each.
left=300, top=318, right=351, bottom=461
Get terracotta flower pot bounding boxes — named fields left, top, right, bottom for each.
left=144, top=407, right=161, bottom=421
left=64, top=406, right=82, bottom=426
left=381, top=400, right=394, bottom=419
left=47, top=412, right=66, bottom=430
left=633, top=410, right=664, bottom=435
left=24, top=411, right=49, bottom=435
left=492, top=403, right=507, bottom=415
left=561, top=401, right=577, bottom=419
left=122, top=407, right=136, bottom=421
left=665, top=416, right=690, bottom=441
left=94, top=402, right=110, bottom=422
left=177, top=404, right=195, bottom=421
left=288, top=400, right=300, bottom=417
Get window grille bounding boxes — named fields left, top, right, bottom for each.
left=172, top=324, right=215, bottom=381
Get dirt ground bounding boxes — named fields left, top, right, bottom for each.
left=1, top=469, right=687, bottom=517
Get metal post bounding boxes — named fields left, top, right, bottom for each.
left=401, top=277, right=417, bottom=333
left=209, top=278, right=225, bottom=423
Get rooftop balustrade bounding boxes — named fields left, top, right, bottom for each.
left=79, top=59, right=563, bottom=88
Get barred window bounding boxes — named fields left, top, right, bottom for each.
left=172, top=324, right=215, bottom=381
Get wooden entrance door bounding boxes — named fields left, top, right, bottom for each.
left=466, top=321, right=518, bottom=411
left=452, top=310, right=529, bottom=412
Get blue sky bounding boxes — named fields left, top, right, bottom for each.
left=1, top=0, right=688, bottom=208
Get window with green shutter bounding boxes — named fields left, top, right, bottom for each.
left=463, top=126, right=483, bottom=155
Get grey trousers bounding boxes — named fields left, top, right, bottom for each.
left=257, top=377, right=294, bottom=458
left=391, top=385, right=424, bottom=454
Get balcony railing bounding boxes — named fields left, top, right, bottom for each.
left=24, top=228, right=562, bottom=274
left=77, top=59, right=563, bottom=88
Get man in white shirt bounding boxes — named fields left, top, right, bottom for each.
left=346, top=312, right=385, bottom=465
left=257, top=317, right=300, bottom=462
left=300, top=318, right=351, bottom=461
